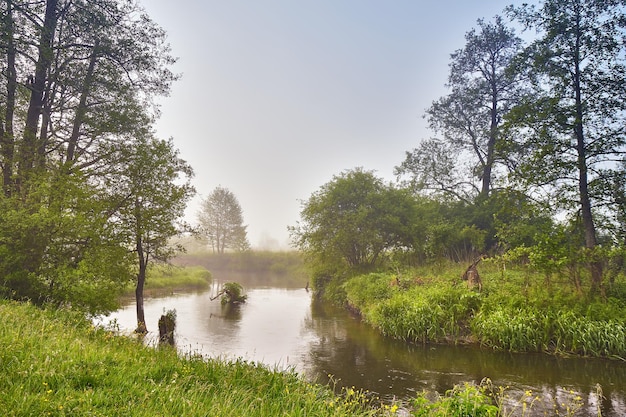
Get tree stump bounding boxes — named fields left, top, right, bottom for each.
left=461, top=257, right=483, bottom=291
left=158, top=310, right=176, bottom=346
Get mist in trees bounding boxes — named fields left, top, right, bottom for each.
left=197, top=186, right=250, bottom=254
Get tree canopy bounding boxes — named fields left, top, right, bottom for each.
left=505, top=0, right=626, bottom=290
left=290, top=168, right=418, bottom=273
left=396, top=16, right=524, bottom=202
left=293, top=0, right=626, bottom=300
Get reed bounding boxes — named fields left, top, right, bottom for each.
left=342, top=264, right=626, bottom=358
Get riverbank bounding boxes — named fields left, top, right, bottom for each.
left=3, top=297, right=599, bottom=416
left=343, top=262, right=626, bottom=359
left=173, top=251, right=308, bottom=287
left=122, top=265, right=212, bottom=296
left=0, top=300, right=382, bottom=416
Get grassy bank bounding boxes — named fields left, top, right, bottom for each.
left=0, top=300, right=377, bottom=416
left=1, top=300, right=591, bottom=416
left=124, top=265, right=211, bottom=295
left=174, top=251, right=307, bottom=281
left=343, top=262, right=626, bottom=359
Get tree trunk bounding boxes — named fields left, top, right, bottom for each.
left=481, top=76, right=499, bottom=198
left=66, top=40, right=99, bottom=164
left=17, top=0, right=58, bottom=186
left=135, top=258, right=147, bottom=334
left=572, top=16, right=602, bottom=293
left=135, top=198, right=148, bottom=333
left=1, top=0, right=17, bottom=195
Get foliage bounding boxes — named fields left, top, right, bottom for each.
left=505, top=0, right=626, bottom=290
left=197, top=186, right=250, bottom=254
left=108, top=135, right=194, bottom=332
left=0, top=172, right=133, bottom=315
left=0, top=0, right=182, bottom=314
left=396, top=16, right=523, bottom=201
left=411, top=381, right=499, bottom=417
left=290, top=168, right=420, bottom=297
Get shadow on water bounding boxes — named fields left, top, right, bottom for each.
left=101, top=272, right=626, bottom=416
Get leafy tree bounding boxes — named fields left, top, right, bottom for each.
left=289, top=168, right=418, bottom=293
left=506, top=0, right=626, bottom=291
left=1, top=0, right=176, bottom=192
left=108, top=136, right=194, bottom=333
left=0, top=171, right=134, bottom=314
left=197, top=186, right=250, bottom=254
left=396, top=16, right=523, bottom=201
left=0, top=0, right=179, bottom=313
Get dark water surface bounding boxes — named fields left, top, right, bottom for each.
left=98, top=275, right=626, bottom=416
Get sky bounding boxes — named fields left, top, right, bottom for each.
left=139, top=0, right=518, bottom=250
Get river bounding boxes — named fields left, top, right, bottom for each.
left=98, top=274, right=626, bottom=416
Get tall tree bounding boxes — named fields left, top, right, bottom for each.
left=0, top=0, right=181, bottom=313
left=396, top=16, right=523, bottom=201
left=506, top=0, right=626, bottom=291
left=197, top=186, right=250, bottom=255
left=109, top=136, right=194, bottom=333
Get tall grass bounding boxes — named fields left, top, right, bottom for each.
left=0, top=300, right=381, bottom=416
left=343, top=262, right=626, bottom=358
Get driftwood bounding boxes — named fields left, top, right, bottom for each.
left=461, top=257, right=483, bottom=291
left=210, top=282, right=247, bottom=304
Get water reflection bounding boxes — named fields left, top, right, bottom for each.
left=99, top=276, right=626, bottom=417
left=301, top=299, right=626, bottom=416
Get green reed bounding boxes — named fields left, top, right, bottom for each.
left=342, top=264, right=626, bottom=358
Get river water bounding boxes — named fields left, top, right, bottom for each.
left=98, top=275, right=626, bottom=416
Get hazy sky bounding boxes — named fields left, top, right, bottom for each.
left=140, top=1, right=517, bottom=250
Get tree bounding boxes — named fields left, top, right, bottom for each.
left=396, top=16, right=523, bottom=201
left=1, top=0, right=176, bottom=192
left=0, top=171, right=134, bottom=314
left=289, top=168, right=417, bottom=286
left=0, top=0, right=179, bottom=313
left=109, top=136, right=194, bottom=333
left=506, top=0, right=626, bottom=292
left=197, top=187, right=250, bottom=254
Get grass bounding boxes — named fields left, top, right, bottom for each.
left=174, top=251, right=308, bottom=282
left=343, top=261, right=626, bottom=359
left=0, top=300, right=379, bottom=416
left=124, top=265, right=211, bottom=294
